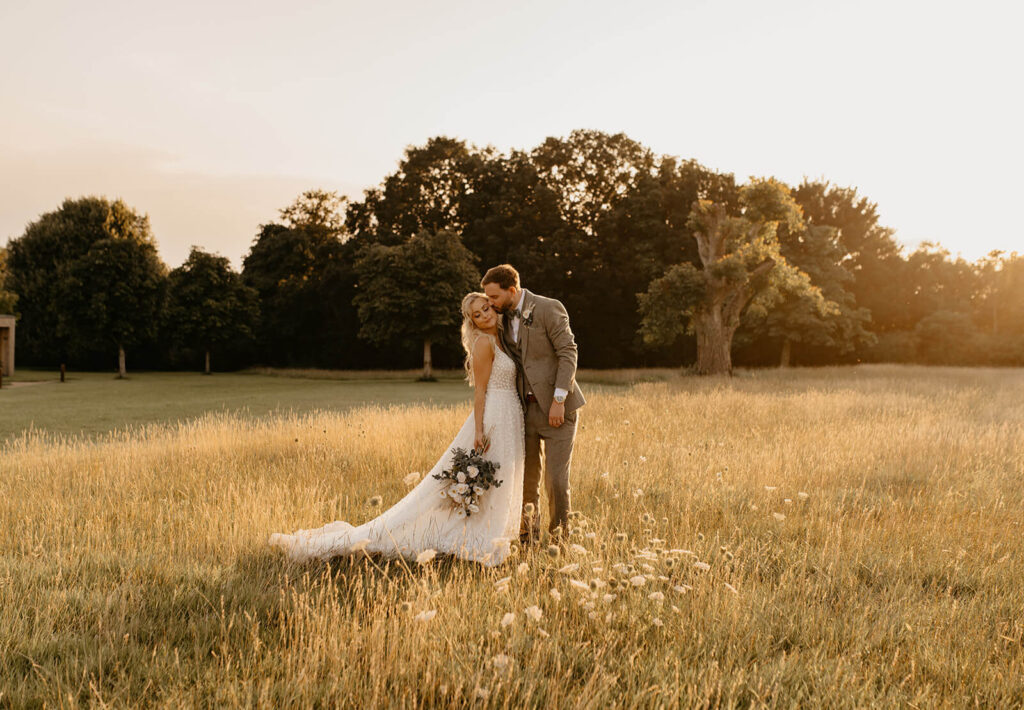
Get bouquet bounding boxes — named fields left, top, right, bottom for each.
left=434, top=445, right=502, bottom=518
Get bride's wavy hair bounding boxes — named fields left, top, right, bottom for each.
left=460, top=292, right=502, bottom=386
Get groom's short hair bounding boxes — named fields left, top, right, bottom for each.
left=481, top=264, right=520, bottom=290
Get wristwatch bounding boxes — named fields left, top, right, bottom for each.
left=554, top=393, right=567, bottom=404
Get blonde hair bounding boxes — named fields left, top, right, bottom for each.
left=460, top=292, right=501, bottom=385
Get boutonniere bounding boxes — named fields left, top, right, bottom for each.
left=521, top=305, right=535, bottom=327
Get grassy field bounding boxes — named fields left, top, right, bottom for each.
left=0, top=368, right=676, bottom=442
left=1, top=365, right=1022, bottom=707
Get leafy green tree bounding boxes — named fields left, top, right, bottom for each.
left=639, top=179, right=831, bottom=375
left=0, top=247, right=17, bottom=314
left=165, top=247, right=259, bottom=374
left=353, top=229, right=479, bottom=379
left=58, top=231, right=166, bottom=377
left=6, top=197, right=163, bottom=369
left=242, top=190, right=360, bottom=367
left=792, top=181, right=909, bottom=333
left=743, top=221, right=874, bottom=366
left=346, top=137, right=488, bottom=246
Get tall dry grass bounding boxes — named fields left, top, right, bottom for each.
left=1, top=365, right=1022, bottom=707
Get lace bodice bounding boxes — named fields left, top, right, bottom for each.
left=483, top=338, right=517, bottom=393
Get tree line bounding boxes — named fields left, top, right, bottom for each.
left=2, top=130, right=1022, bottom=376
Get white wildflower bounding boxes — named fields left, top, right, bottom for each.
left=414, top=609, right=437, bottom=623
left=537, top=628, right=550, bottom=638
left=549, top=588, right=562, bottom=602
left=516, top=562, right=529, bottom=576
left=629, top=575, right=647, bottom=587
left=569, top=579, right=590, bottom=592
left=603, top=593, right=617, bottom=603
left=415, top=549, right=437, bottom=565
left=764, top=485, right=778, bottom=491
left=784, top=498, right=793, bottom=505
left=773, top=512, right=786, bottom=521
left=494, top=576, right=511, bottom=589
left=491, top=654, right=511, bottom=671
left=349, top=538, right=371, bottom=552
left=693, top=561, right=711, bottom=571
left=649, top=591, right=665, bottom=601
left=652, top=617, right=664, bottom=627
left=798, top=491, right=810, bottom=500
left=524, top=605, right=543, bottom=622
left=570, top=544, right=588, bottom=555
left=558, top=563, right=580, bottom=574
left=500, top=612, right=515, bottom=628
left=673, top=584, right=693, bottom=594
left=403, top=471, right=421, bottom=486
left=639, top=456, right=647, bottom=463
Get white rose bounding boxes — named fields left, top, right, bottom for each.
left=468, top=504, right=480, bottom=513
left=467, top=465, right=479, bottom=478
left=453, top=483, right=470, bottom=494
left=457, top=471, right=466, bottom=483
left=473, top=485, right=484, bottom=495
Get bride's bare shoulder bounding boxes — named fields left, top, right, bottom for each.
left=472, top=334, right=496, bottom=360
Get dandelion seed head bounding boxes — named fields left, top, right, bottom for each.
left=400, top=601, right=412, bottom=613
left=546, top=544, right=560, bottom=558
left=369, top=495, right=383, bottom=507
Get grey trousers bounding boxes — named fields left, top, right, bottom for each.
left=521, top=401, right=578, bottom=540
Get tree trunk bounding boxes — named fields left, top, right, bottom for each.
left=117, top=344, right=126, bottom=379
left=422, top=338, right=433, bottom=380
left=779, top=338, right=792, bottom=368
left=204, top=350, right=211, bottom=375
left=694, top=312, right=733, bottom=375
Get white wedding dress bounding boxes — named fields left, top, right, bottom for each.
left=269, top=337, right=525, bottom=567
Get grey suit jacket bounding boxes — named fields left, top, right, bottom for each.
left=501, top=289, right=586, bottom=415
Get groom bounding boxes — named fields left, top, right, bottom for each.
left=481, top=264, right=585, bottom=544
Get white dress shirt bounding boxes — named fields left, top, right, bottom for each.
left=512, top=290, right=568, bottom=403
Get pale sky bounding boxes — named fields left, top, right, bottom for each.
left=2, top=0, right=1021, bottom=269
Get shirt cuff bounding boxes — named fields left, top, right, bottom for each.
left=553, top=387, right=568, bottom=401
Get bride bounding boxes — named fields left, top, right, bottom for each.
left=268, top=292, right=525, bottom=567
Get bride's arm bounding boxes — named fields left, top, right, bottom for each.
left=472, top=337, right=494, bottom=452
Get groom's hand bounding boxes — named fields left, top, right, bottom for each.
left=548, top=401, right=565, bottom=428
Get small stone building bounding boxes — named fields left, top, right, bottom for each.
left=0, top=315, right=14, bottom=377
